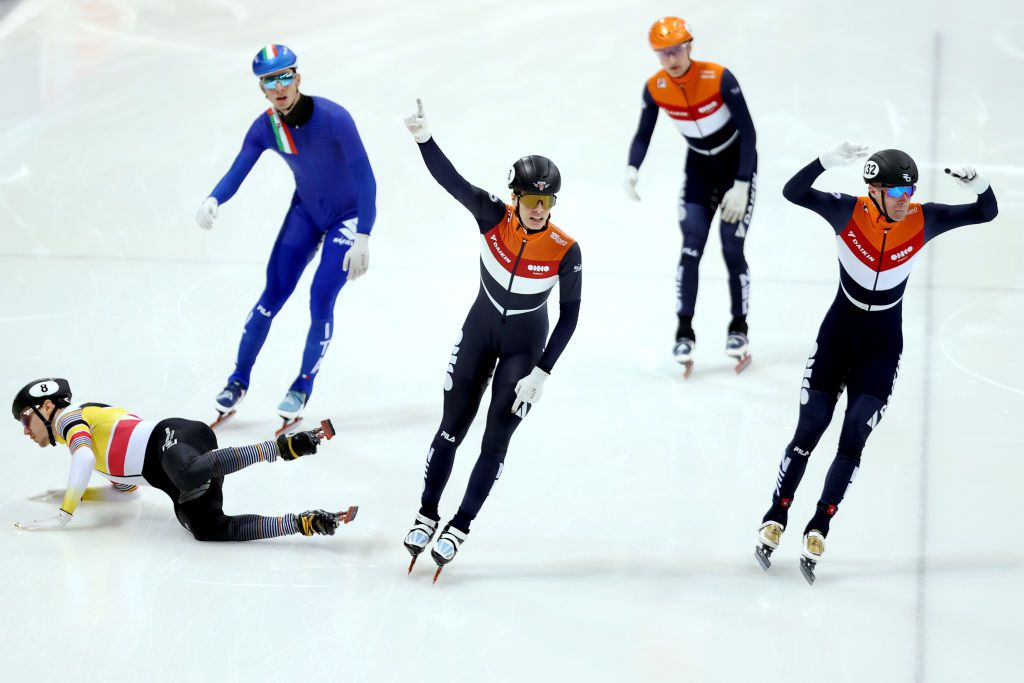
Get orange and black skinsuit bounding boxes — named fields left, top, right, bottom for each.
left=414, top=138, right=582, bottom=534
left=764, top=158, right=998, bottom=537
left=628, top=60, right=756, bottom=339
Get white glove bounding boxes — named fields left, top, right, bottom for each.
left=511, top=367, right=549, bottom=415
left=623, top=166, right=641, bottom=201
left=946, top=166, right=989, bottom=194
left=720, top=180, right=750, bottom=223
left=342, top=233, right=370, bottom=280
left=195, top=196, right=218, bottom=230
left=404, top=98, right=431, bottom=143
left=819, top=140, right=870, bottom=170
left=15, top=509, right=72, bottom=531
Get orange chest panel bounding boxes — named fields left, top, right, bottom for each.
left=484, top=205, right=576, bottom=277
left=646, top=61, right=725, bottom=120
left=843, top=198, right=926, bottom=269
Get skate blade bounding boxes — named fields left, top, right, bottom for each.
left=274, top=417, right=304, bottom=438
left=432, top=566, right=443, bottom=584
left=754, top=545, right=773, bottom=572
left=733, top=354, right=752, bottom=374
left=407, top=555, right=419, bottom=575
left=209, top=409, right=236, bottom=429
left=799, top=558, right=817, bottom=585
left=678, top=360, right=693, bottom=379
left=335, top=505, right=358, bottom=525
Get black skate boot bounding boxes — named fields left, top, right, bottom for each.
left=430, top=523, right=469, bottom=583
left=404, top=512, right=439, bottom=574
left=297, top=509, right=341, bottom=536
left=674, top=317, right=696, bottom=379
left=277, top=419, right=336, bottom=461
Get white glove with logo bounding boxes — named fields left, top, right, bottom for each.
left=720, top=180, right=750, bottom=223
left=404, top=98, right=431, bottom=144
left=624, top=166, right=641, bottom=201
left=819, top=140, right=870, bottom=170
left=343, top=233, right=370, bottom=280
left=15, top=509, right=72, bottom=531
left=196, top=196, right=219, bottom=230
left=511, top=367, right=549, bottom=415
left=946, top=166, right=989, bottom=194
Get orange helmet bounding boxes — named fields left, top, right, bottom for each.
left=649, top=17, right=693, bottom=51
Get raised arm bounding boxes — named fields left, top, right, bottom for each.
left=783, top=142, right=869, bottom=230
left=923, top=166, right=998, bottom=242
left=405, top=99, right=505, bottom=232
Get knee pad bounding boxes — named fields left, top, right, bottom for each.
left=837, top=395, right=886, bottom=461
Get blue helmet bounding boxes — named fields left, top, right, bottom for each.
left=252, top=44, right=297, bottom=77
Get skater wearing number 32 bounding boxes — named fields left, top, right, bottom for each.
left=754, top=141, right=998, bottom=584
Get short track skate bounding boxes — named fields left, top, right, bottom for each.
left=754, top=544, right=774, bottom=571
left=799, top=530, right=825, bottom=585
left=274, top=417, right=304, bottom=437
left=755, top=521, right=783, bottom=572
left=799, top=557, right=817, bottom=585
left=673, top=338, right=695, bottom=380
left=210, top=409, right=236, bottom=429
left=335, top=505, right=359, bottom=525
left=404, top=513, right=439, bottom=575
left=726, top=333, right=752, bottom=374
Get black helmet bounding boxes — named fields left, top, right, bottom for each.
left=863, top=149, right=918, bottom=186
left=12, top=378, right=72, bottom=421
left=508, top=155, right=561, bottom=196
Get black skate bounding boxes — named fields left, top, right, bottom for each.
left=799, top=530, right=825, bottom=585
left=297, top=509, right=340, bottom=536
left=277, top=419, right=336, bottom=460
left=210, top=380, right=246, bottom=428
left=404, top=513, right=439, bottom=574
left=430, top=524, right=469, bottom=584
left=755, top=521, right=784, bottom=572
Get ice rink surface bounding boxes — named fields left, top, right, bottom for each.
left=1, top=0, right=1022, bottom=680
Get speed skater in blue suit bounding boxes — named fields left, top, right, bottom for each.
left=195, top=44, right=377, bottom=429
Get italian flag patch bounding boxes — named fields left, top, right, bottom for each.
left=266, top=108, right=298, bottom=155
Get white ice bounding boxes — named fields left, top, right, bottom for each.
left=1, top=0, right=1022, bottom=681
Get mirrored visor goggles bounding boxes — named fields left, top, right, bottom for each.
left=260, top=71, right=296, bottom=90
left=884, top=185, right=916, bottom=198
left=518, top=193, right=556, bottom=210
left=656, top=41, right=691, bottom=58
left=19, top=407, right=34, bottom=428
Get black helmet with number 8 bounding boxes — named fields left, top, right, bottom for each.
left=862, top=149, right=918, bottom=186
left=12, top=378, right=72, bottom=421
left=508, top=155, right=561, bottom=196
